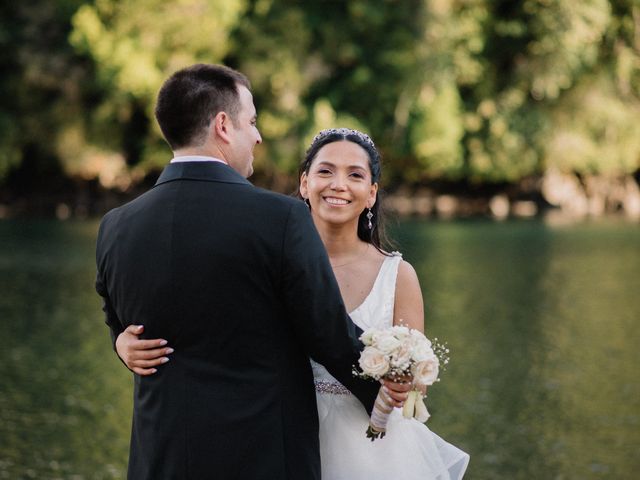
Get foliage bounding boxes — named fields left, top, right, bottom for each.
left=68, top=0, right=247, bottom=172
left=1, top=0, right=639, bottom=190
left=0, top=0, right=89, bottom=183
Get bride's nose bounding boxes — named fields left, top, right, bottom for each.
left=330, top=175, right=347, bottom=191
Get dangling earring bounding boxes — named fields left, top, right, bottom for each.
left=366, top=208, right=373, bottom=229
left=304, top=198, right=311, bottom=209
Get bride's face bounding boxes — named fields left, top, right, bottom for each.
left=300, top=140, right=378, bottom=227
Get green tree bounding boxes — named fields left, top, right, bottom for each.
left=0, top=0, right=90, bottom=186
left=68, top=0, right=248, bottom=175
left=231, top=0, right=428, bottom=187
left=3, top=0, right=638, bottom=196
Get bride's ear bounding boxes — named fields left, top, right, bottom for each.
left=299, top=172, right=309, bottom=199
left=367, top=182, right=378, bottom=208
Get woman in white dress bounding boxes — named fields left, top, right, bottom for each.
left=116, top=128, right=469, bottom=479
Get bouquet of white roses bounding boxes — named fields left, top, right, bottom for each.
left=355, top=325, right=448, bottom=439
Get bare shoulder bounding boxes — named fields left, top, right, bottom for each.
left=393, top=258, right=424, bottom=330
left=397, top=259, right=421, bottom=289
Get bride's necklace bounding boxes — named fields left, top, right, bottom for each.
left=330, top=244, right=369, bottom=269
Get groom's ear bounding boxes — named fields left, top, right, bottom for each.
left=213, top=112, right=231, bottom=143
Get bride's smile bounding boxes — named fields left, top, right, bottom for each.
left=323, top=196, right=351, bottom=206
left=300, top=140, right=378, bottom=226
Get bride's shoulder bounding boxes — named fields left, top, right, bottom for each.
left=377, top=249, right=402, bottom=258
left=395, top=256, right=419, bottom=286
left=393, top=257, right=424, bottom=328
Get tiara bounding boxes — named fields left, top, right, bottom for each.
left=311, top=128, right=376, bottom=150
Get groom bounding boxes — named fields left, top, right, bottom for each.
left=96, top=64, right=395, bottom=479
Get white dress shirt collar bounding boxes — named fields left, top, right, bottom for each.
left=170, top=155, right=227, bottom=164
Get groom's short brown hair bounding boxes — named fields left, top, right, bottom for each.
left=155, top=64, right=251, bottom=150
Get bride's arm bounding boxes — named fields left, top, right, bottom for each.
left=393, top=260, right=425, bottom=332
left=115, top=325, right=173, bottom=376
left=392, top=260, right=428, bottom=395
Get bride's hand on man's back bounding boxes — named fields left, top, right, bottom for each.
left=115, top=325, right=173, bottom=376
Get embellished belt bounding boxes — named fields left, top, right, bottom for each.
left=314, top=380, right=351, bottom=395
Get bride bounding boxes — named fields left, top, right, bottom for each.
left=115, top=128, right=469, bottom=479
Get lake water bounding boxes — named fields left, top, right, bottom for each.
left=1, top=218, right=638, bottom=479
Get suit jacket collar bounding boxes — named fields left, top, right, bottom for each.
left=154, top=161, right=252, bottom=187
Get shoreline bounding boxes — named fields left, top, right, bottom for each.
left=2, top=171, right=639, bottom=223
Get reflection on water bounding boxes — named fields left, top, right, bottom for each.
left=0, top=221, right=131, bottom=479
left=1, top=219, right=638, bottom=479
left=395, top=219, right=640, bottom=479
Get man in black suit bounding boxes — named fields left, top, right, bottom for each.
left=96, top=64, right=404, bottom=479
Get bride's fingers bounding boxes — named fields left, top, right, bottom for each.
left=381, top=379, right=411, bottom=393
left=379, top=386, right=405, bottom=408
left=129, top=347, right=173, bottom=360
left=129, top=339, right=169, bottom=350
left=129, top=356, right=170, bottom=368
left=381, top=381, right=411, bottom=406
left=131, top=366, right=159, bottom=376
left=385, top=391, right=407, bottom=407
left=121, top=347, right=172, bottom=370
left=123, top=324, right=145, bottom=335
left=383, top=379, right=412, bottom=391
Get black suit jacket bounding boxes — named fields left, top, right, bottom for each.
left=95, top=161, right=379, bottom=480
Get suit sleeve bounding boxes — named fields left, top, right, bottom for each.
left=95, top=215, right=125, bottom=354
left=95, top=272, right=124, bottom=351
left=280, top=201, right=379, bottom=414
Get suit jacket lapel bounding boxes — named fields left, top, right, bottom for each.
left=154, top=161, right=253, bottom=187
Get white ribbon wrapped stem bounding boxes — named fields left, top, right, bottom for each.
left=367, top=387, right=394, bottom=440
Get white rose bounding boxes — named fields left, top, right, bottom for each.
left=410, top=329, right=432, bottom=348
left=411, top=337, right=435, bottom=362
left=390, top=342, right=412, bottom=370
left=360, top=328, right=379, bottom=346
left=373, top=330, right=402, bottom=355
left=411, top=356, right=439, bottom=387
left=358, top=347, right=390, bottom=378
left=391, top=325, right=410, bottom=339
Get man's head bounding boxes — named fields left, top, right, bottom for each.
left=155, top=64, right=261, bottom=176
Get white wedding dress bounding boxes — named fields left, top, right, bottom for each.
left=312, top=252, right=469, bottom=480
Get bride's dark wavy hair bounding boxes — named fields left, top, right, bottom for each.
left=298, top=128, right=395, bottom=254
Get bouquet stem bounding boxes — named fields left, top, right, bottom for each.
left=367, top=388, right=393, bottom=441
left=366, top=424, right=386, bottom=440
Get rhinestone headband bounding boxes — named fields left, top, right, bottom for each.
left=311, top=128, right=376, bottom=150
